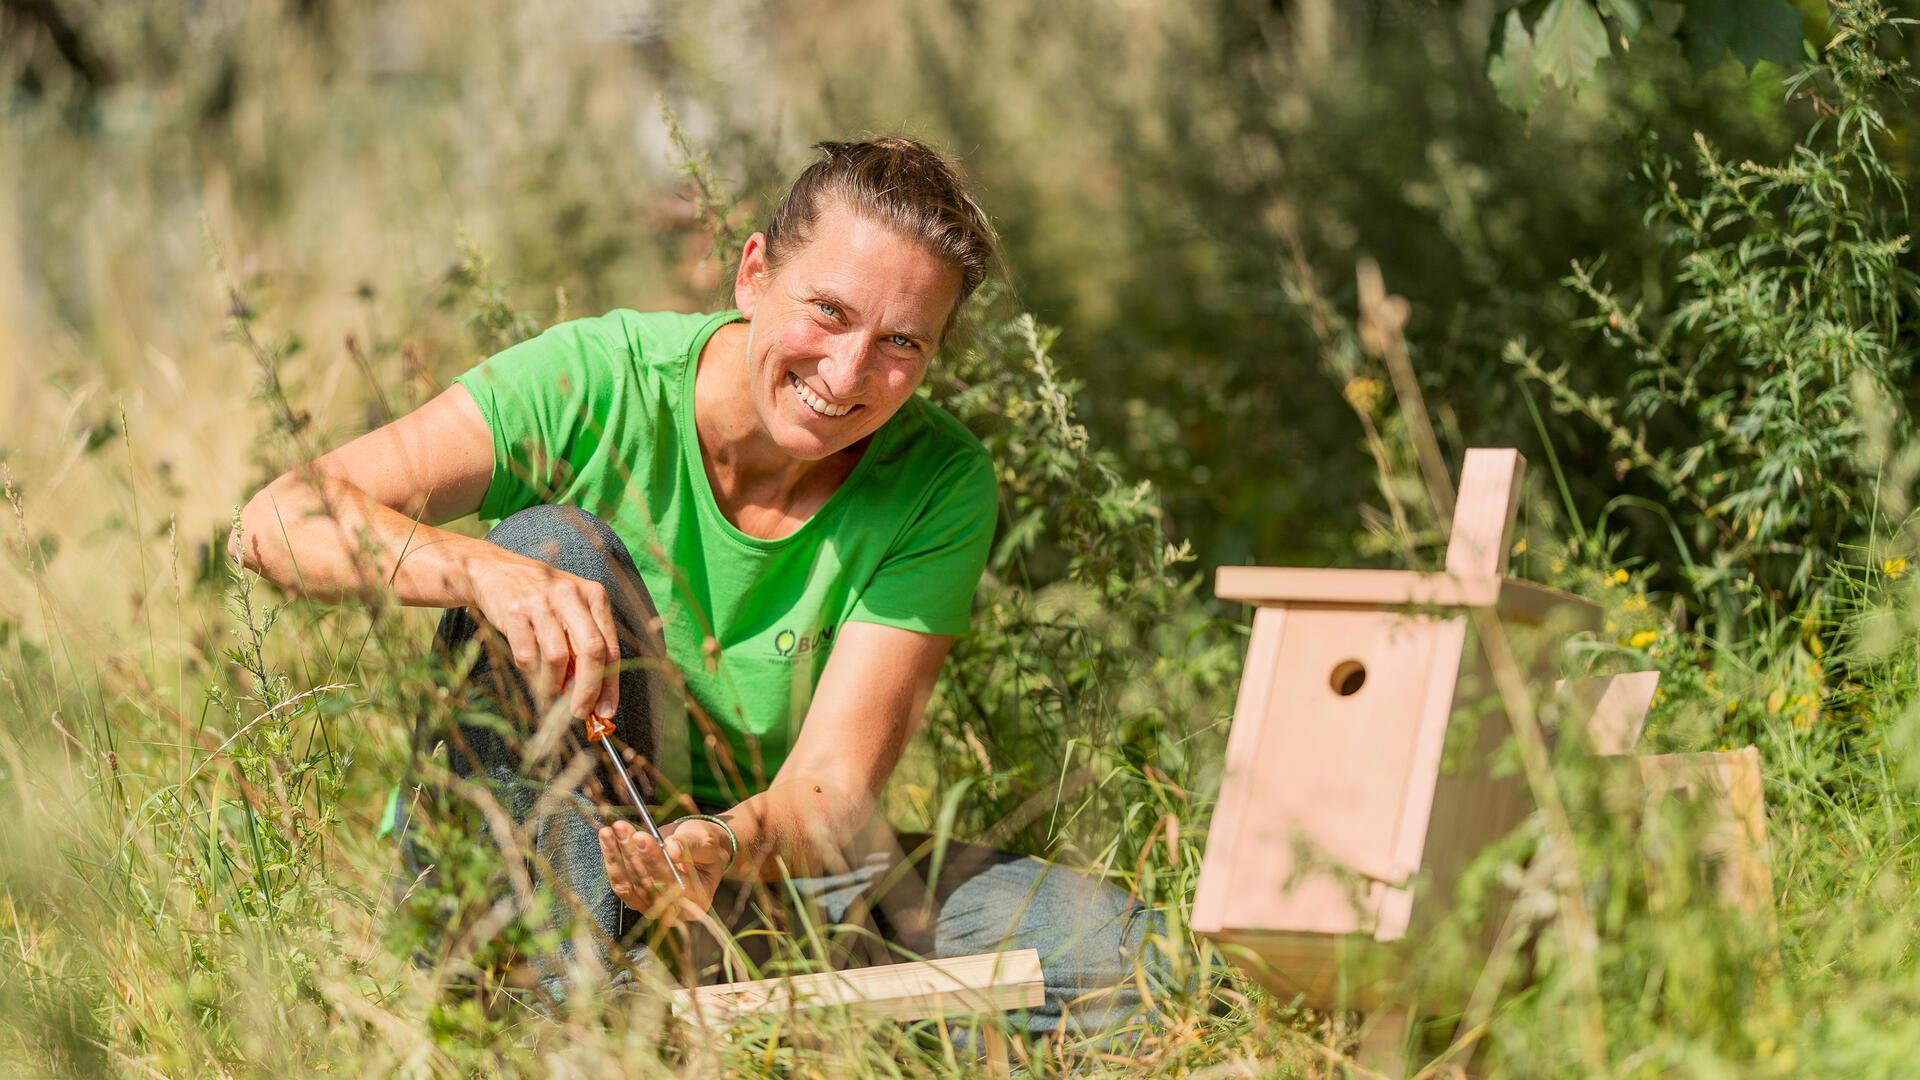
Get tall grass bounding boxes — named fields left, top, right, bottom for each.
left=7, top=2, right=1920, bottom=1077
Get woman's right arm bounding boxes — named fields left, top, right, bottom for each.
left=231, top=384, right=494, bottom=606
left=230, top=385, right=622, bottom=720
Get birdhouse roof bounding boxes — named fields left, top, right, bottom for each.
left=1214, top=566, right=1600, bottom=629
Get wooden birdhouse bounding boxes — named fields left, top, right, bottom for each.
left=1192, top=448, right=1602, bottom=1010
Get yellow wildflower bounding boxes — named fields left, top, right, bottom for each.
left=1885, top=556, right=1908, bottom=580
left=1766, top=687, right=1785, bottom=714
left=1608, top=568, right=1629, bottom=586
left=1550, top=557, right=1566, bottom=574
left=1621, top=594, right=1647, bottom=613
left=1342, top=377, right=1385, bottom=415
left=1725, top=699, right=1739, bottom=715
left=1511, top=538, right=1527, bottom=556
left=1627, top=629, right=1658, bottom=649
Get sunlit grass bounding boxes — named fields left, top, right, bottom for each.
left=7, top=2, right=1920, bottom=1077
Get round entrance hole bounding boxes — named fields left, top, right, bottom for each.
left=1329, top=660, right=1367, bottom=697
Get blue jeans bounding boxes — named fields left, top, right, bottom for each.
left=401, top=504, right=1166, bottom=1041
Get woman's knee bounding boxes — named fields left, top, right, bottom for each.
left=486, top=507, right=659, bottom=620
left=437, top=503, right=660, bottom=660
left=483, top=505, right=637, bottom=582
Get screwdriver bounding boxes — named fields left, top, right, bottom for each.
left=585, top=712, right=685, bottom=890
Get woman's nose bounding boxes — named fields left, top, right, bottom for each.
left=818, top=336, right=870, bottom=399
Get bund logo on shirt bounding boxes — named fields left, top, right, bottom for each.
left=773, top=623, right=836, bottom=659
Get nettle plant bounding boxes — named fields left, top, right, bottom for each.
left=920, top=299, right=1240, bottom=880
left=1510, top=0, right=1920, bottom=636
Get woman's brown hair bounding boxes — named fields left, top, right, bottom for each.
left=759, top=136, right=1000, bottom=339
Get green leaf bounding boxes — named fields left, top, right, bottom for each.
left=1533, top=0, right=1612, bottom=88
left=1678, top=0, right=1805, bottom=70
left=1488, top=10, right=1545, bottom=113
left=1598, top=0, right=1648, bottom=40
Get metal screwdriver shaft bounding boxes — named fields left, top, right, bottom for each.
left=587, top=715, right=685, bottom=889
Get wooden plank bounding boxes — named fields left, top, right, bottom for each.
left=1213, top=567, right=1598, bottom=629
left=671, top=949, right=1045, bottom=1028
left=1636, top=748, right=1775, bottom=918
left=1445, top=448, right=1526, bottom=582
left=1199, top=928, right=1420, bottom=1012
left=1193, top=607, right=1288, bottom=933
left=1373, top=615, right=1469, bottom=941
left=1217, top=566, right=1498, bottom=607
left=1398, top=626, right=1544, bottom=950
left=1556, top=671, right=1659, bottom=755
left=1196, top=928, right=1348, bottom=1007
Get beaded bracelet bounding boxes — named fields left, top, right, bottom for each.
left=680, top=813, right=739, bottom=875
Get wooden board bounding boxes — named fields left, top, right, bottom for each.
left=1445, top=448, right=1526, bottom=582
left=1378, top=615, right=1470, bottom=926
left=1199, top=928, right=1417, bottom=1012
left=1192, top=606, right=1289, bottom=934
left=1213, top=567, right=1599, bottom=630
left=1387, top=631, right=1537, bottom=945
left=1555, top=670, right=1659, bottom=755
left=1197, top=928, right=1349, bottom=1007
left=1636, top=748, right=1775, bottom=917
left=671, top=949, right=1045, bottom=1028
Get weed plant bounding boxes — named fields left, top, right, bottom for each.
left=6, top=2, right=1920, bottom=1078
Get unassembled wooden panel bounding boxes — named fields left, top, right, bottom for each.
left=1200, top=929, right=1346, bottom=1005
left=1380, top=622, right=1540, bottom=945
left=671, top=949, right=1045, bottom=1028
left=1201, top=929, right=1409, bottom=1011
left=1371, top=615, right=1470, bottom=941
left=1199, top=606, right=1457, bottom=937
left=1636, top=748, right=1774, bottom=918
left=1192, top=607, right=1288, bottom=934
left=1444, top=448, right=1526, bottom=582
left=1556, top=670, right=1660, bottom=756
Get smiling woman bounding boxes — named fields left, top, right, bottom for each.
left=230, top=135, right=1164, bottom=1043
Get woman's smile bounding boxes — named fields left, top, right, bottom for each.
left=788, top=371, right=862, bottom=419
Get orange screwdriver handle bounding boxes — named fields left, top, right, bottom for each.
left=574, top=653, right=615, bottom=741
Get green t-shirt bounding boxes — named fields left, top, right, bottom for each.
left=452, top=309, right=997, bottom=807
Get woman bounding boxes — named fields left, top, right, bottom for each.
left=233, top=137, right=1157, bottom=1037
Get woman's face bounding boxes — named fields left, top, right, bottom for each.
left=732, top=204, right=962, bottom=462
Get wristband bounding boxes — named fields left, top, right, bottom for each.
left=681, top=813, right=739, bottom=875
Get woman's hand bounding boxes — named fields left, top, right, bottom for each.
left=598, top=817, right=732, bottom=925
left=463, top=549, right=621, bottom=722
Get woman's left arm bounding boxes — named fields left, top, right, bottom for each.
left=600, top=621, right=951, bottom=918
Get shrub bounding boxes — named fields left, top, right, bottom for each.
left=1511, top=0, right=1920, bottom=639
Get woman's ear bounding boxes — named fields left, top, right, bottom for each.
left=733, top=232, right=771, bottom=319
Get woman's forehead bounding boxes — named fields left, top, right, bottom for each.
left=780, top=210, right=961, bottom=329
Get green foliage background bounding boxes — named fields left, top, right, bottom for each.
left=3, top=0, right=1920, bottom=1075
